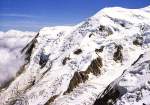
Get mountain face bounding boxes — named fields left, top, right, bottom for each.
left=0, top=6, right=150, bottom=105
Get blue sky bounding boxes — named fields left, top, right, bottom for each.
left=0, top=0, right=150, bottom=31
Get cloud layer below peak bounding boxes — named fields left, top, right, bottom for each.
left=0, top=30, right=36, bottom=87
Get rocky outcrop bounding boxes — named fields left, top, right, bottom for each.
left=94, top=84, right=120, bottom=105
left=64, top=71, right=88, bottom=94
left=133, top=36, right=143, bottom=46
left=85, top=57, right=103, bottom=75
left=39, top=52, right=50, bottom=68
left=62, top=57, right=70, bottom=65
left=45, top=95, right=59, bottom=105
left=98, top=25, right=113, bottom=35
left=65, top=56, right=103, bottom=94
left=131, top=54, right=143, bottom=65
left=73, top=49, right=82, bottom=55
left=95, top=46, right=105, bottom=53
left=21, top=33, right=39, bottom=63
left=113, top=45, right=123, bottom=63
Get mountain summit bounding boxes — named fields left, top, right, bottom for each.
left=0, top=6, right=150, bottom=105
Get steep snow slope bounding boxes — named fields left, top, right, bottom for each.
left=94, top=49, right=150, bottom=105
left=0, top=6, right=150, bottom=105
left=0, top=30, right=35, bottom=89
left=116, top=50, right=150, bottom=105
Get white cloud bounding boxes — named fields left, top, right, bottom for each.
left=0, top=13, right=37, bottom=18
left=0, top=30, right=36, bottom=88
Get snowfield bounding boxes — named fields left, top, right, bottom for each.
left=0, top=6, right=150, bottom=105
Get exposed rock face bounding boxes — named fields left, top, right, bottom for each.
left=86, top=57, right=103, bottom=75
left=64, top=71, right=89, bottom=94
left=21, top=33, right=39, bottom=63
left=45, top=95, right=59, bottom=105
left=131, top=54, right=143, bottom=65
left=62, top=57, right=70, bottom=65
left=0, top=6, right=150, bottom=105
left=65, top=57, right=102, bottom=94
left=39, top=52, right=50, bottom=68
left=133, top=36, right=143, bottom=46
left=98, top=25, right=113, bottom=35
left=73, top=49, right=82, bottom=55
left=113, top=45, right=123, bottom=63
left=94, top=83, right=121, bottom=105
left=95, top=46, right=105, bottom=53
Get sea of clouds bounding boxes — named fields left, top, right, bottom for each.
left=0, top=30, right=35, bottom=87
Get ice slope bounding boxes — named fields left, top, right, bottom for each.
left=0, top=6, right=150, bottom=105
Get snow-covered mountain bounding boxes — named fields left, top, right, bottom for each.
left=0, top=6, right=150, bottom=105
